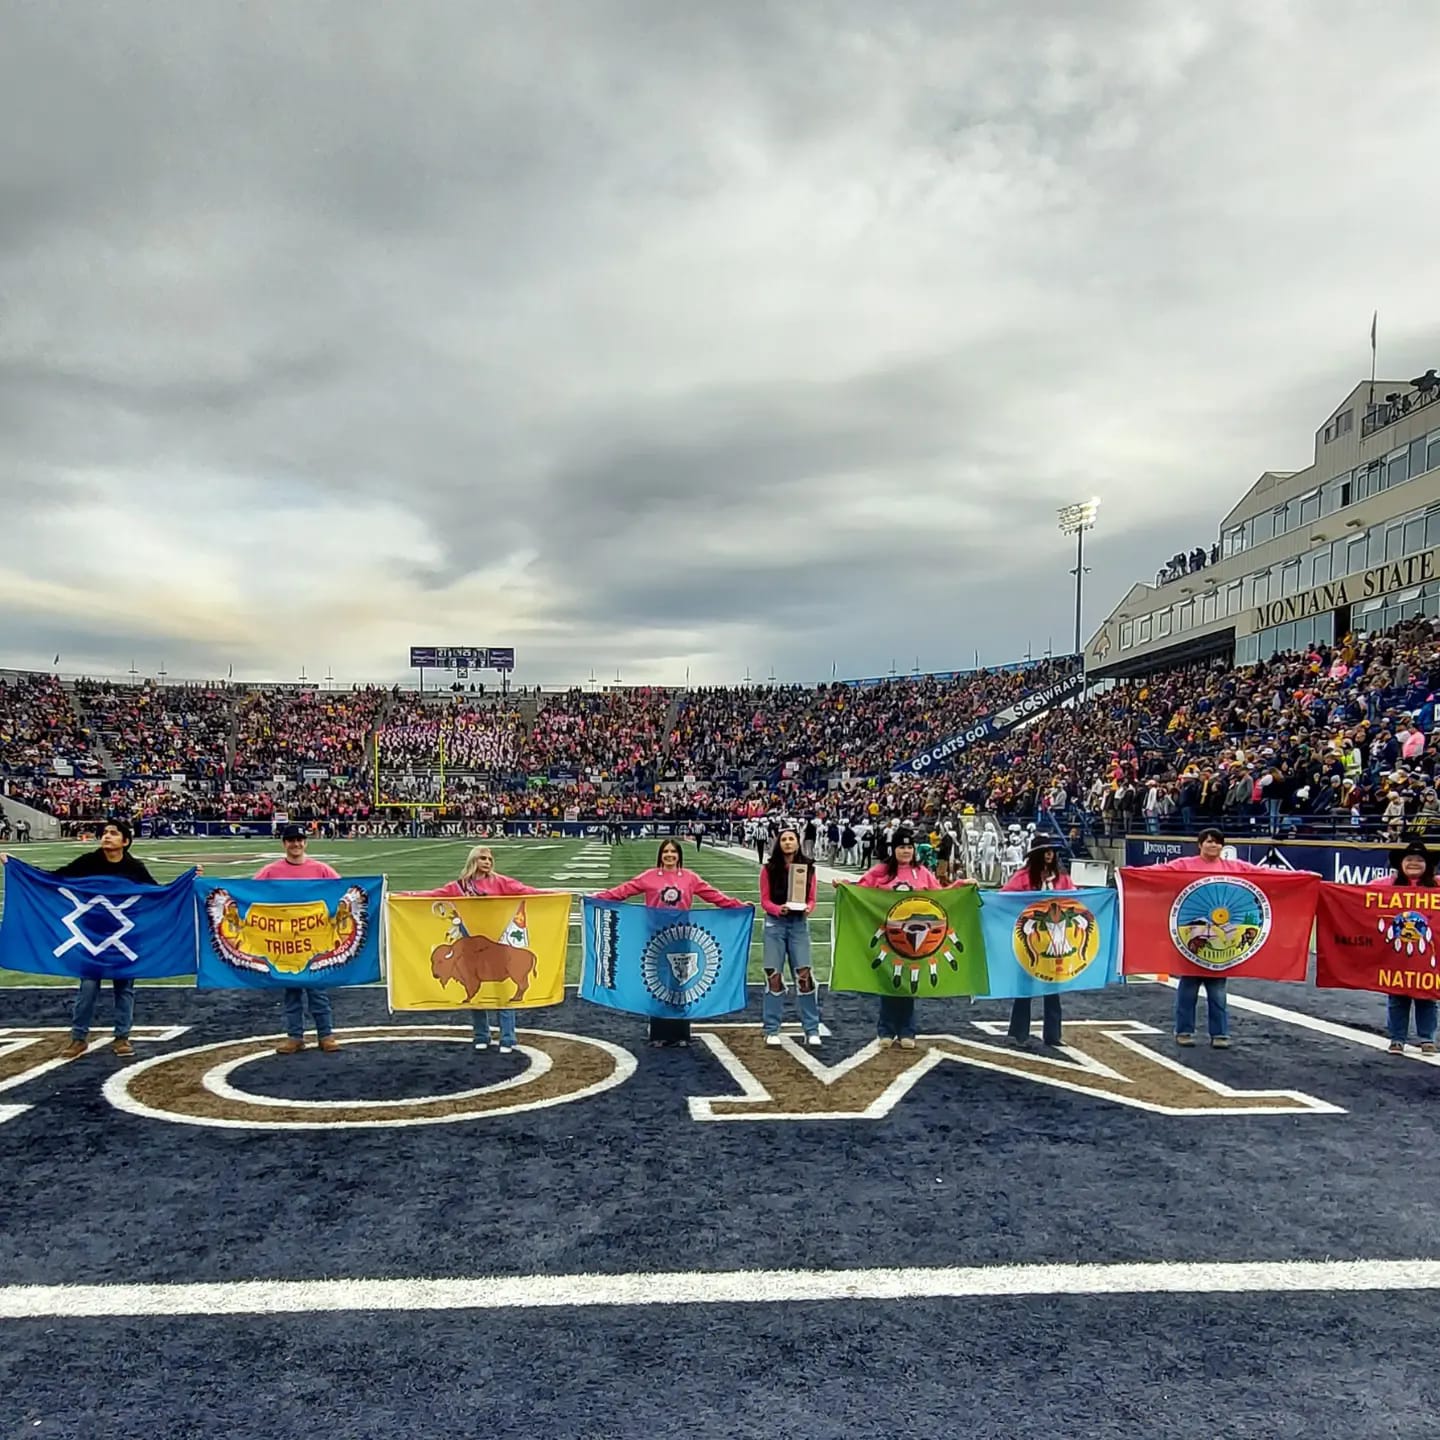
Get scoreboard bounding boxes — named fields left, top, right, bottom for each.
left=408, top=646, right=515, bottom=672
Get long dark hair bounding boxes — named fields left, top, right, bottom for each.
left=1025, top=845, right=1063, bottom=889
left=765, top=828, right=801, bottom=899
left=655, top=838, right=683, bottom=869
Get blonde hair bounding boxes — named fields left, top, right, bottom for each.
left=459, top=845, right=494, bottom=883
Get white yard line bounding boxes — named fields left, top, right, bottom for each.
left=0, top=1259, right=1436, bottom=1318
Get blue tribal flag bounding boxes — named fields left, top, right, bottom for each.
left=195, top=877, right=384, bottom=988
left=580, top=898, right=754, bottom=1019
left=976, top=887, right=1120, bottom=999
left=0, top=859, right=198, bottom=980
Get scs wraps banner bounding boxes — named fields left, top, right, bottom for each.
left=895, top=672, right=1087, bottom=777
left=196, top=877, right=383, bottom=988
left=386, top=893, right=569, bottom=1011
left=1119, top=866, right=1319, bottom=980
left=1316, top=883, right=1440, bottom=999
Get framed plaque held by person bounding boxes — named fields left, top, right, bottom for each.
left=786, top=863, right=810, bottom=910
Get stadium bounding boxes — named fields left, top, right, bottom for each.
left=6, top=8, right=1440, bottom=1438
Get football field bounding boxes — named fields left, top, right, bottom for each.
left=4, top=837, right=1440, bottom=1437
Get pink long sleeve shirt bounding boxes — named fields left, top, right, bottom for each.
left=857, top=862, right=942, bottom=891
left=408, top=874, right=546, bottom=898
left=593, top=868, right=746, bottom=909
left=253, top=857, right=341, bottom=881
left=1001, top=871, right=1077, bottom=892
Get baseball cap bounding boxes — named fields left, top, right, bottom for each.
left=280, top=823, right=307, bottom=842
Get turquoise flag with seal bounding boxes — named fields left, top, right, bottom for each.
left=975, top=887, right=1120, bottom=999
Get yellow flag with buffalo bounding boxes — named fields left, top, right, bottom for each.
left=386, top=892, right=570, bottom=1011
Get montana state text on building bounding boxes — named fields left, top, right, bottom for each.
left=1087, top=370, right=1440, bottom=677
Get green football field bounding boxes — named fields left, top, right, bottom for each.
left=0, top=836, right=849, bottom=987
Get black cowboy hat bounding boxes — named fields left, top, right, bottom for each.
left=1389, top=837, right=1437, bottom=872
left=1024, top=835, right=1066, bottom=859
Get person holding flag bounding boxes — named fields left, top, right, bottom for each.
left=1150, top=826, right=1268, bottom=1049
left=593, top=838, right=747, bottom=1047
left=758, top=826, right=820, bottom=1048
left=254, top=824, right=342, bottom=1054
left=836, top=828, right=972, bottom=1048
left=400, top=844, right=553, bottom=1054
left=1, top=819, right=176, bottom=1059
left=1377, top=838, right=1439, bottom=1056
left=1002, top=838, right=1075, bottom=1049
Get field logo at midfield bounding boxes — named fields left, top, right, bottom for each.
left=688, top=1020, right=1342, bottom=1120
left=1012, top=897, right=1099, bottom=983
left=1168, top=876, right=1272, bottom=971
left=103, top=1027, right=635, bottom=1130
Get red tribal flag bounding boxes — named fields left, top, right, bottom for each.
left=1316, top=882, right=1440, bottom=999
left=1119, top=866, right=1319, bottom=981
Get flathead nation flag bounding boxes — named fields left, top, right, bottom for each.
left=195, top=876, right=384, bottom=989
left=831, top=885, right=988, bottom=997
left=580, top=898, right=754, bottom=1019
left=0, top=858, right=198, bottom=980
left=975, top=888, right=1120, bottom=999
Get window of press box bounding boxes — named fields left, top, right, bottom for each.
left=1158, top=610, right=1173, bottom=637
left=1138, top=616, right=1152, bottom=643
left=1120, top=621, right=1134, bottom=649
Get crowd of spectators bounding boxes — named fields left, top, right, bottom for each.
left=0, top=674, right=99, bottom=778
left=526, top=689, right=671, bottom=780
left=6, top=627, right=1440, bottom=841
left=232, top=688, right=387, bottom=779
left=73, top=680, right=231, bottom=779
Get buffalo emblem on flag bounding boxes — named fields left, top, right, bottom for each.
left=1167, top=876, right=1272, bottom=971
left=1011, top=897, right=1099, bottom=983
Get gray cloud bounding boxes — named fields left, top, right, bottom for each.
left=2, top=1, right=1439, bottom=685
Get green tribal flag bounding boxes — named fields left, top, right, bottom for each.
left=832, top=885, right=988, bottom=998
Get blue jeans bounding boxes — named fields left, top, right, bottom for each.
left=1175, top=977, right=1228, bottom=1038
left=1387, top=996, right=1437, bottom=1044
left=1008, top=994, right=1062, bottom=1046
left=71, top=978, right=134, bottom=1042
left=282, top=986, right=333, bottom=1040
left=877, top=995, right=916, bottom=1039
left=471, top=1010, right=518, bottom=1046
left=762, top=915, right=820, bottom=1036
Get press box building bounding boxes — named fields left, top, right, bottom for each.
left=1085, top=375, right=1440, bottom=679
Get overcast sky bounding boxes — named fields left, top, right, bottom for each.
left=3, top=0, right=1439, bottom=689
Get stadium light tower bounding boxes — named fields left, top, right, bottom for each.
left=1057, top=498, right=1100, bottom=657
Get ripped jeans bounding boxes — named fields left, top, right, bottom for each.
left=762, top=914, right=820, bottom=1036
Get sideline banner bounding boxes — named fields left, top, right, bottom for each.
left=1118, top=867, right=1319, bottom=981
left=1316, top=883, right=1440, bottom=999
left=196, top=876, right=383, bottom=988
left=0, top=859, right=198, bottom=980
left=894, top=672, right=1086, bottom=777
left=387, top=893, right=569, bottom=1010
left=831, top=885, right=988, bottom=997
left=580, top=898, right=753, bottom=1019
left=975, top=888, right=1120, bottom=999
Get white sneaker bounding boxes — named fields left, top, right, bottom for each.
left=473, top=1041, right=489, bottom=1052
left=806, top=1033, right=822, bottom=1048
left=499, top=1044, right=514, bottom=1055
left=764, top=1034, right=783, bottom=1047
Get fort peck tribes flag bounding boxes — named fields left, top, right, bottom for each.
left=1316, top=882, right=1440, bottom=999
left=580, top=897, right=753, bottom=1019
left=1119, top=866, right=1319, bottom=981
left=196, top=876, right=384, bottom=988
left=0, top=859, right=198, bottom=980
left=386, top=892, right=569, bottom=1010
left=831, top=885, right=988, bottom=998
left=975, top=888, right=1120, bottom=999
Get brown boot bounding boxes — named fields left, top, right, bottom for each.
left=274, top=1038, right=304, bottom=1055
left=318, top=1036, right=341, bottom=1053
left=112, top=1038, right=135, bottom=1058
left=60, top=1039, right=88, bottom=1060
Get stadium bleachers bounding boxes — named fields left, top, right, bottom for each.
left=4, top=619, right=1440, bottom=837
